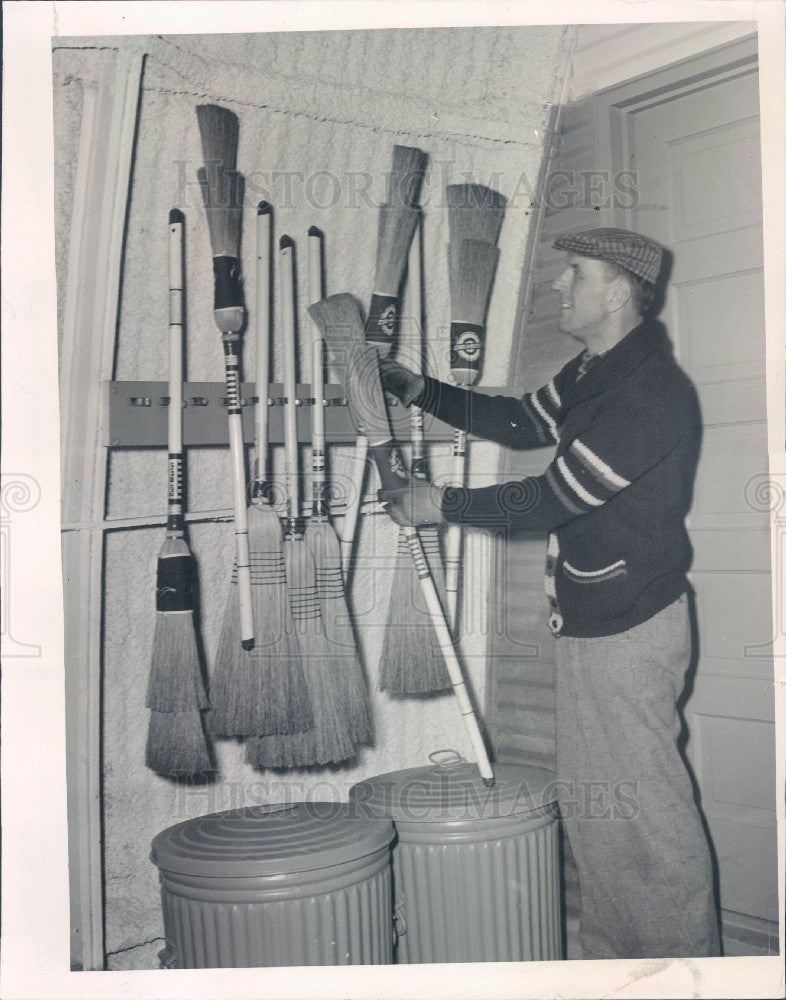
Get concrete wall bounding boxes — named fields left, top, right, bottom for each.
left=54, top=26, right=570, bottom=970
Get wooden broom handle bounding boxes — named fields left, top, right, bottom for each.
left=279, top=236, right=300, bottom=528
left=167, top=210, right=185, bottom=536
left=254, top=203, right=271, bottom=489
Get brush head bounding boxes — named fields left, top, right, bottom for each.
left=308, top=292, right=365, bottom=344
left=197, top=164, right=244, bottom=258
left=447, top=184, right=507, bottom=247
left=196, top=104, right=239, bottom=171
left=448, top=239, right=499, bottom=385
left=366, top=202, right=420, bottom=354
left=389, top=145, right=429, bottom=208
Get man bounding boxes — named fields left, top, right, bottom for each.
left=379, top=228, right=721, bottom=959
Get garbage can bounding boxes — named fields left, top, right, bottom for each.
left=349, top=759, right=561, bottom=963
left=151, top=802, right=395, bottom=968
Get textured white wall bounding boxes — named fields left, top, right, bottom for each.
left=55, top=26, right=569, bottom=969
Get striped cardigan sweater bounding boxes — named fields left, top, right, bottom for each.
left=415, top=320, right=701, bottom=638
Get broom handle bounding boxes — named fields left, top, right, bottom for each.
left=408, top=213, right=428, bottom=481
left=371, top=441, right=493, bottom=786
left=445, top=427, right=467, bottom=627
left=167, top=209, right=185, bottom=538
left=279, top=236, right=300, bottom=529
left=308, top=228, right=328, bottom=519
left=403, top=526, right=493, bottom=783
left=254, top=203, right=271, bottom=493
left=341, top=438, right=367, bottom=577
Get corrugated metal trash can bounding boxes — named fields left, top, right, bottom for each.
left=349, top=760, right=562, bottom=964
left=150, top=802, right=395, bottom=968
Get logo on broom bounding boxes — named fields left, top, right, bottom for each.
left=377, top=303, right=397, bottom=337
left=452, top=329, right=481, bottom=361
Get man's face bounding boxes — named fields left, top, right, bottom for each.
left=552, top=254, right=613, bottom=346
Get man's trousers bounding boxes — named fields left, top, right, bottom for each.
left=554, top=593, right=722, bottom=958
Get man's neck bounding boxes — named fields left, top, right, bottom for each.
left=585, top=314, right=642, bottom=356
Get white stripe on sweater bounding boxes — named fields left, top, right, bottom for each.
left=530, top=392, right=558, bottom=441
left=563, top=558, right=626, bottom=578
left=556, top=456, right=605, bottom=507
left=571, top=438, right=630, bottom=489
left=546, top=379, right=561, bottom=408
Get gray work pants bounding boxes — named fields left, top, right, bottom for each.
left=554, top=594, right=722, bottom=958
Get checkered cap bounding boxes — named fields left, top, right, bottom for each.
left=553, top=228, right=664, bottom=284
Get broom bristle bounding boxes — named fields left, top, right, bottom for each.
left=209, top=504, right=314, bottom=737
left=247, top=539, right=356, bottom=768
left=379, top=527, right=452, bottom=695
left=447, top=184, right=507, bottom=247
left=452, top=239, right=500, bottom=326
left=147, top=611, right=209, bottom=712
left=375, top=202, right=420, bottom=297
left=197, top=165, right=244, bottom=258
left=146, top=709, right=214, bottom=778
left=305, top=519, right=373, bottom=746
left=389, top=146, right=429, bottom=208
left=195, top=104, right=239, bottom=171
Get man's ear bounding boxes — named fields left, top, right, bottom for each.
left=606, top=274, right=632, bottom=313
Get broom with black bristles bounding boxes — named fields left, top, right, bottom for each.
left=210, top=202, right=312, bottom=738
left=303, top=226, right=372, bottom=746
left=309, top=293, right=494, bottom=786
left=379, top=207, right=451, bottom=695
left=246, top=236, right=356, bottom=769
left=195, top=103, right=254, bottom=653
left=146, top=208, right=213, bottom=779
left=444, top=183, right=506, bottom=629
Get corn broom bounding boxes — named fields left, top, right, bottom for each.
left=379, top=209, right=451, bottom=695
left=246, top=237, right=355, bottom=768
left=309, top=294, right=494, bottom=785
left=304, top=226, right=372, bottom=745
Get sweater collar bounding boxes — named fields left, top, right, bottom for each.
left=562, top=319, right=669, bottom=407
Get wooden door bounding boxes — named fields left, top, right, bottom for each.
left=628, top=64, right=778, bottom=951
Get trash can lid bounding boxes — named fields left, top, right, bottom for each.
left=151, top=802, right=394, bottom=878
left=349, top=758, right=557, bottom=823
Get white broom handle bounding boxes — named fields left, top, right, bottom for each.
left=308, top=229, right=326, bottom=501
left=403, top=525, right=493, bottom=786
left=445, top=427, right=467, bottom=627
left=168, top=213, right=184, bottom=459
left=255, top=204, right=271, bottom=479
left=279, top=238, right=300, bottom=524
left=341, top=437, right=367, bottom=576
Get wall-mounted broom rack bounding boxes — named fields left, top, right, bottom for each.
left=106, top=380, right=511, bottom=447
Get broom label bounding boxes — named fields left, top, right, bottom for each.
left=365, top=294, right=398, bottom=352
left=450, top=322, right=485, bottom=383
left=156, top=554, right=194, bottom=612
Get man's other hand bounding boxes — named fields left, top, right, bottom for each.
left=378, top=481, right=446, bottom=527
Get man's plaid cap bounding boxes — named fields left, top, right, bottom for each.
left=553, top=228, right=664, bottom=285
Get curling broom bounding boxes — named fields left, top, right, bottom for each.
left=195, top=103, right=254, bottom=651
left=444, top=184, right=506, bottom=628
left=246, top=237, right=355, bottom=768
left=379, top=209, right=451, bottom=695
left=210, top=202, right=312, bottom=737
left=146, top=208, right=213, bottom=779
left=303, top=226, right=372, bottom=745
left=309, top=293, right=494, bottom=785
